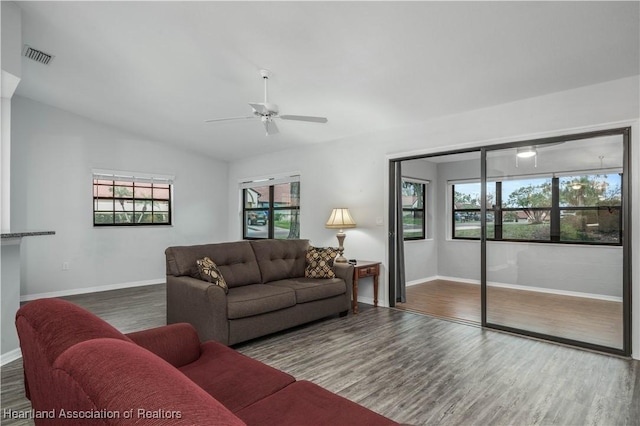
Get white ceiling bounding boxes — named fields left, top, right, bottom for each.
left=13, top=1, right=640, bottom=161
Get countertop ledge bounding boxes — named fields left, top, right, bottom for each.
left=1, top=231, right=55, bottom=239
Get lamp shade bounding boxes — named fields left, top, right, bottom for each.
left=325, top=208, right=356, bottom=229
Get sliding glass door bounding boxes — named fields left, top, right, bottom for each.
left=482, top=128, right=630, bottom=354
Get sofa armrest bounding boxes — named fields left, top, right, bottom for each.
left=334, top=263, right=354, bottom=304
left=126, top=323, right=201, bottom=368
left=166, top=275, right=231, bottom=345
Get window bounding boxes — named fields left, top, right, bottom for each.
left=501, top=177, right=552, bottom=241
left=558, top=174, right=622, bottom=243
left=93, top=170, right=173, bottom=226
left=452, top=173, right=622, bottom=245
left=402, top=179, right=427, bottom=240
left=452, top=181, right=496, bottom=239
left=242, top=176, right=300, bottom=240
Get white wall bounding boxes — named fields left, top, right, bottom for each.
left=1, top=1, right=24, bottom=362
left=228, top=75, right=640, bottom=358
left=1, top=1, right=22, bottom=79
left=11, top=96, right=229, bottom=297
left=401, top=158, right=438, bottom=284
left=1, top=0, right=23, bottom=232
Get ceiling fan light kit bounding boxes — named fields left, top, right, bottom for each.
left=516, top=147, right=537, bottom=158
left=515, top=146, right=538, bottom=168
left=205, top=69, right=328, bottom=136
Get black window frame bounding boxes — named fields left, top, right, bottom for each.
left=452, top=174, right=622, bottom=246
left=402, top=179, right=426, bottom=241
left=93, top=177, right=173, bottom=227
left=242, top=178, right=300, bottom=240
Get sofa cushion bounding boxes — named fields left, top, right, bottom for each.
left=250, top=239, right=309, bottom=283
left=55, top=339, right=247, bottom=426
left=227, top=285, right=296, bottom=319
left=126, top=323, right=202, bottom=368
left=269, top=278, right=347, bottom=304
left=305, top=246, right=338, bottom=278
left=179, top=341, right=295, bottom=413
left=166, top=241, right=261, bottom=288
left=197, top=256, right=229, bottom=294
left=16, top=298, right=132, bottom=366
left=236, top=380, right=397, bottom=426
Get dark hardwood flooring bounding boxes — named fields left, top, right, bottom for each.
left=2, top=284, right=639, bottom=425
left=396, top=279, right=623, bottom=349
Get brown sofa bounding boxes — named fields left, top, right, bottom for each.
left=16, top=298, right=398, bottom=425
left=165, top=239, right=353, bottom=345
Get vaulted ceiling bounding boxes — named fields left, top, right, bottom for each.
left=14, top=1, right=640, bottom=161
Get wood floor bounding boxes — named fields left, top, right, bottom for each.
left=396, top=279, right=623, bottom=349
left=2, top=284, right=639, bottom=426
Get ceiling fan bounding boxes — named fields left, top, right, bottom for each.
left=205, top=69, right=328, bottom=135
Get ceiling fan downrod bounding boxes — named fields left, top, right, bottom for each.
left=260, top=69, right=271, bottom=105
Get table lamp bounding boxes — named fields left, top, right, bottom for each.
left=325, top=208, right=356, bottom=263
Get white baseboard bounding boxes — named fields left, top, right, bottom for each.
left=435, top=275, right=482, bottom=285
left=431, top=275, right=622, bottom=303
left=356, top=295, right=389, bottom=308
left=20, top=279, right=164, bottom=302
left=406, top=276, right=438, bottom=287
left=1, top=348, right=22, bottom=366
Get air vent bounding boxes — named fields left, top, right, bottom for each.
left=23, top=45, right=54, bottom=65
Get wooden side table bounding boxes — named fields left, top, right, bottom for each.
left=351, top=261, right=381, bottom=314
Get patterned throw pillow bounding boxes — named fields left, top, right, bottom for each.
left=196, top=257, right=229, bottom=294
left=305, top=246, right=338, bottom=278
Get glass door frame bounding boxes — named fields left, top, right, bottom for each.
left=480, top=127, right=631, bottom=356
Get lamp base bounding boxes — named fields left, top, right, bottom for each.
left=335, top=231, right=347, bottom=263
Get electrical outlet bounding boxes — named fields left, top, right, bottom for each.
left=62, top=262, right=69, bottom=271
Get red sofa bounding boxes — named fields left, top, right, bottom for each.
left=16, top=298, right=398, bottom=425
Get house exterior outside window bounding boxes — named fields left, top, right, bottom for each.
left=242, top=175, right=300, bottom=240
left=93, top=170, right=174, bottom=226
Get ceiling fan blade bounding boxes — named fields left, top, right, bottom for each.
left=249, top=102, right=268, bottom=115
left=279, top=114, right=328, bottom=123
left=205, top=115, right=255, bottom=123
left=265, top=120, right=279, bottom=136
